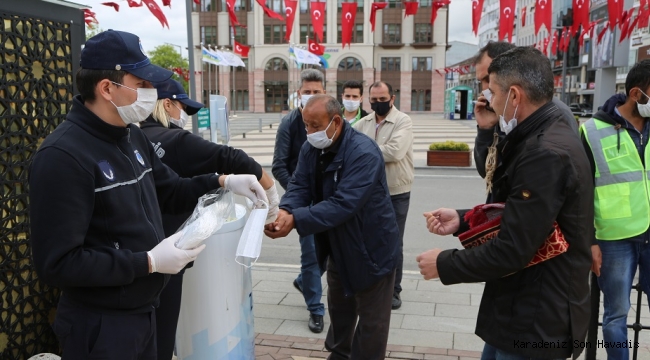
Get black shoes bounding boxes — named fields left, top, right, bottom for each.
left=293, top=279, right=303, bottom=294
left=308, top=313, right=324, bottom=333
left=391, top=292, right=402, bottom=310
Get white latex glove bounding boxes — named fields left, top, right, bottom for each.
left=265, top=181, right=280, bottom=223
left=224, top=174, right=268, bottom=204
left=147, top=232, right=206, bottom=274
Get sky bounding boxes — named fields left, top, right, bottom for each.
left=82, top=0, right=477, bottom=58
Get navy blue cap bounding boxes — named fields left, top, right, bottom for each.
left=81, top=30, right=173, bottom=83
left=153, top=78, right=204, bottom=115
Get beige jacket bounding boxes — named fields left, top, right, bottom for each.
left=354, top=107, right=414, bottom=195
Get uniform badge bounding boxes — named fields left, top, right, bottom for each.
left=98, top=160, right=115, bottom=182
left=134, top=150, right=145, bottom=166
left=522, top=190, right=531, bottom=199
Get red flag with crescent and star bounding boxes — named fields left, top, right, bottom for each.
left=308, top=38, right=325, bottom=55
left=572, top=0, right=589, bottom=34
left=162, top=0, right=171, bottom=7
left=234, top=40, right=250, bottom=57
left=256, top=0, right=285, bottom=20
left=102, top=2, right=120, bottom=11
left=639, top=0, right=649, bottom=28
left=543, top=36, right=550, bottom=56
left=127, top=0, right=143, bottom=7
left=311, top=1, right=326, bottom=42
left=499, top=0, right=516, bottom=42
left=227, top=0, right=247, bottom=28
left=521, top=7, right=526, bottom=27
left=607, top=0, right=622, bottom=29
left=597, top=21, right=609, bottom=44
left=341, top=2, right=358, bottom=48
left=472, top=0, right=485, bottom=35
left=284, top=0, right=298, bottom=41
left=370, top=2, right=388, bottom=32
left=550, top=30, right=558, bottom=56
left=141, top=0, right=169, bottom=28
left=404, top=1, right=419, bottom=17
left=431, top=0, right=450, bottom=26
left=534, top=0, right=552, bottom=35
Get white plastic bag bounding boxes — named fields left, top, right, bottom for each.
left=235, top=200, right=268, bottom=267
left=174, top=189, right=235, bottom=250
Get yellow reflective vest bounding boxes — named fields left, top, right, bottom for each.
left=580, top=118, right=650, bottom=240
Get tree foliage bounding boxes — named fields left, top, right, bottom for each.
left=149, top=44, right=190, bottom=93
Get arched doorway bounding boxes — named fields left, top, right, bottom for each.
left=336, top=56, right=363, bottom=100
left=264, top=57, right=289, bottom=112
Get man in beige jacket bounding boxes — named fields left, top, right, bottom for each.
left=354, top=81, right=414, bottom=310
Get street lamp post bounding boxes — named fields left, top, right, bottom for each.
left=165, top=42, right=182, bottom=55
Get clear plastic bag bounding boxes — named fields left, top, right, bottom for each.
left=174, top=188, right=235, bottom=250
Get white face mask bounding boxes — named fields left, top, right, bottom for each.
left=235, top=200, right=269, bottom=268
left=307, top=117, right=337, bottom=149
left=110, top=82, right=157, bottom=125
left=301, top=94, right=313, bottom=108
left=498, top=89, right=518, bottom=135
left=343, top=99, right=360, bottom=113
left=170, top=103, right=189, bottom=128
left=636, top=90, right=650, bottom=118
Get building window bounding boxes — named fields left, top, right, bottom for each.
left=337, top=24, right=363, bottom=43
left=412, top=57, right=432, bottom=71
left=265, top=57, right=288, bottom=71
left=337, top=0, right=364, bottom=11
left=264, top=25, right=288, bottom=44
left=338, top=57, right=363, bottom=71
left=300, top=25, right=327, bottom=43
left=380, top=57, right=401, bottom=71
left=201, top=26, right=217, bottom=46
left=383, top=24, right=401, bottom=44
left=300, top=0, right=309, bottom=13
left=420, top=0, right=432, bottom=7
left=231, top=90, right=249, bottom=110
left=219, top=0, right=250, bottom=10
left=267, top=0, right=282, bottom=13
left=234, top=27, right=247, bottom=44
left=201, top=0, right=215, bottom=11
left=388, top=0, right=400, bottom=8
left=414, top=23, right=432, bottom=43
left=411, top=90, right=431, bottom=111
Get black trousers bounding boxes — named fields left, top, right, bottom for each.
left=391, top=191, right=411, bottom=294
left=324, top=258, right=395, bottom=360
left=52, top=297, right=156, bottom=360
left=156, top=273, right=184, bottom=360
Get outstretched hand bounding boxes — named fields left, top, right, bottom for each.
left=264, top=209, right=295, bottom=239
left=423, top=208, right=460, bottom=236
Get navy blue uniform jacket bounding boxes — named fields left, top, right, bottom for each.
left=279, top=120, right=400, bottom=295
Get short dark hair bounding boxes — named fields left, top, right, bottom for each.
left=625, top=60, right=650, bottom=97
left=487, top=47, right=553, bottom=105
left=369, top=81, right=393, bottom=97
left=76, top=68, right=126, bottom=102
left=472, top=41, right=516, bottom=65
left=343, top=80, right=364, bottom=96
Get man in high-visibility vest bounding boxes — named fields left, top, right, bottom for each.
left=580, top=59, right=650, bottom=360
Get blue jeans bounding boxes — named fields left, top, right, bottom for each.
left=295, top=234, right=325, bottom=316
left=597, top=240, right=650, bottom=360
left=480, top=343, right=564, bottom=360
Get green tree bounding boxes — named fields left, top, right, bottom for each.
left=148, top=44, right=189, bottom=93
left=85, top=26, right=103, bottom=41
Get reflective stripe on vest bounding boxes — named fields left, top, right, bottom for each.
left=581, top=119, right=650, bottom=240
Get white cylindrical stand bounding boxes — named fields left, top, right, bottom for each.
left=176, top=204, right=255, bottom=359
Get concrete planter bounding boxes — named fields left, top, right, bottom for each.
left=426, top=150, right=471, bottom=167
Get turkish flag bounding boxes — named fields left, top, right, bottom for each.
left=308, top=38, right=325, bottom=55
left=370, top=2, right=388, bottom=32
left=234, top=40, right=250, bottom=57
left=543, top=36, right=550, bottom=56
left=499, top=0, right=516, bottom=42
left=404, top=1, right=419, bottom=17
left=284, top=0, right=298, bottom=41
left=521, top=7, right=526, bottom=26
left=142, top=0, right=169, bottom=28
left=550, top=30, right=558, bottom=56
left=572, top=0, right=589, bottom=34
left=162, top=0, right=171, bottom=7
left=597, top=21, right=609, bottom=44
left=639, top=0, right=649, bottom=29
left=534, top=0, right=551, bottom=35
left=256, top=0, right=285, bottom=20
left=102, top=2, right=120, bottom=11
left=127, top=0, right=143, bottom=7
left=341, top=2, right=358, bottom=48
left=472, top=0, right=485, bottom=35
left=227, top=0, right=246, bottom=28
left=431, top=0, right=450, bottom=26
left=311, top=1, right=326, bottom=42
left=607, top=0, right=621, bottom=29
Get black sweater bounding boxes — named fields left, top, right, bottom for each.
left=29, top=96, right=221, bottom=312
left=140, top=116, right=263, bottom=236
